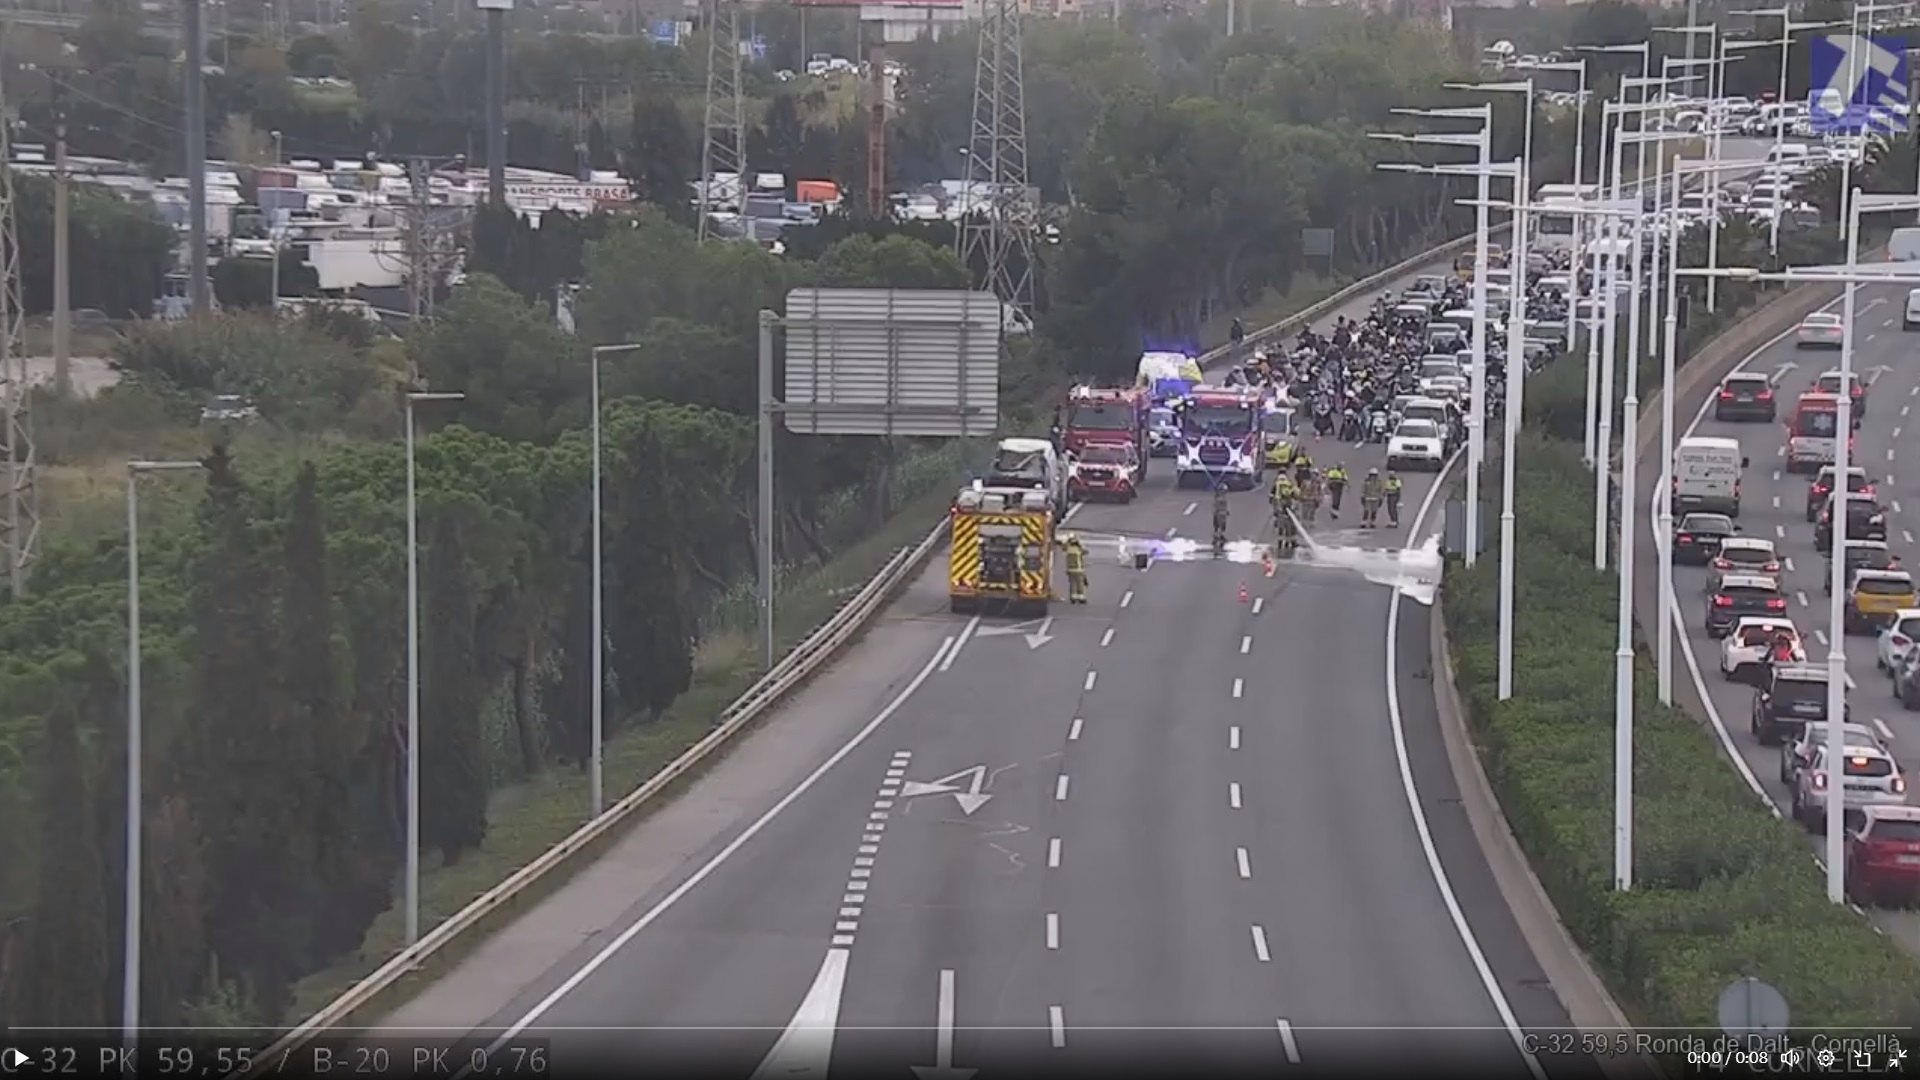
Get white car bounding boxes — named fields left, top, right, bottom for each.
left=1796, top=312, right=1845, bottom=349
left=1780, top=720, right=1889, bottom=784
left=1720, top=616, right=1805, bottom=681
left=1708, top=537, right=1782, bottom=591
left=1877, top=609, right=1920, bottom=673
left=1387, top=419, right=1447, bottom=471
left=1794, top=743, right=1908, bottom=831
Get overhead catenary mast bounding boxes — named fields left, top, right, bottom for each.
left=698, top=0, right=748, bottom=243
left=958, top=0, right=1034, bottom=313
left=0, top=75, right=35, bottom=598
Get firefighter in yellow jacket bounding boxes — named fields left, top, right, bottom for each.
left=1060, top=532, right=1089, bottom=604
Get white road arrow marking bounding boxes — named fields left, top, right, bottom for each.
left=1869, top=364, right=1894, bottom=386
left=1771, top=360, right=1798, bottom=384
left=910, top=969, right=977, bottom=1080
left=898, top=765, right=993, bottom=815
left=973, top=615, right=1055, bottom=649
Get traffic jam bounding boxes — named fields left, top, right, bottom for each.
left=1668, top=305, right=1920, bottom=909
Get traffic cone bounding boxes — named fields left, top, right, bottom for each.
left=1262, top=549, right=1275, bottom=578
left=1238, top=581, right=1250, bottom=604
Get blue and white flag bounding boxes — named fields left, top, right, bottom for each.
left=1810, top=34, right=1911, bottom=135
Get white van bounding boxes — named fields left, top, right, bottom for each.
left=1673, top=436, right=1749, bottom=516
left=1906, top=287, right=1920, bottom=331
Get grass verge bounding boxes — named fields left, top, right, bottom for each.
left=1443, top=433, right=1920, bottom=1034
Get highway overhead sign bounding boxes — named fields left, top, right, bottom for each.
left=782, top=288, right=1001, bottom=437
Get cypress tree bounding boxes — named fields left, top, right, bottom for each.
left=184, top=441, right=304, bottom=1022
left=421, top=512, right=488, bottom=863
left=19, top=706, right=110, bottom=1027
left=280, top=463, right=349, bottom=966
left=541, top=556, right=594, bottom=767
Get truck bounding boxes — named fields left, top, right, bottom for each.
left=1172, top=386, right=1264, bottom=490
left=949, top=485, right=1056, bottom=615
left=986, top=437, right=1068, bottom=520
left=1063, top=385, right=1150, bottom=478
left=1136, top=351, right=1203, bottom=404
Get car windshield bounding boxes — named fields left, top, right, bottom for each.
left=1806, top=315, right=1841, bottom=328
left=990, top=447, right=1048, bottom=480
left=1737, top=625, right=1789, bottom=645
left=1727, top=375, right=1769, bottom=389
left=1858, top=578, right=1913, bottom=595
left=1397, top=421, right=1440, bottom=440
left=1817, top=469, right=1870, bottom=491
left=1181, top=404, right=1254, bottom=437
left=1817, top=375, right=1858, bottom=393
left=1722, top=584, right=1778, bottom=600
left=1682, top=515, right=1734, bottom=533
left=1150, top=408, right=1175, bottom=427
left=1067, top=403, right=1135, bottom=431
left=1262, top=411, right=1295, bottom=435
left=1078, top=444, right=1131, bottom=465
left=1723, top=547, right=1774, bottom=565
left=1869, top=819, right=1920, bottom=841
left=1774, top=677, right=1830, bottom=713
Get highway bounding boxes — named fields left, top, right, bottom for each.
left=382, top=266, right=1608, bottom=1078
left=1636, top=279, right=1920, bottom=949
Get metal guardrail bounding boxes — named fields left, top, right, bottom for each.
left=256, top=224, right=1524, bottom=1062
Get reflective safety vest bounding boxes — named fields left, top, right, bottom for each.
left=1385, top=476, right=1403, bottom=495
left=1065, top=546, right=1086, bottom=574
left=1327, top=468, right=1348, bottom=485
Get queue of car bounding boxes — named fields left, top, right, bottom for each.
left=1675, top=363, right=1920, bottom=905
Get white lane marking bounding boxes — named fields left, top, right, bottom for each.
left=1101, top=628, right=1115, bottom=648
left=1891, top=449, right=1898, bottom=462
left=1084, top=670, right=1097, bottom=691
left=940, top=615, right=980, bottom=672
left=1277, top=1020, right=1301, bottom=1064
left=1785, top=557, right=1797, bottom=573
left=748, top=948, right=851, bottom=1079
left=1068, top=717, right=1083, bottom=741
left=1184, top=501, right=1197, bottom=516
left=1772, top=495, right=1781, bottom=509
left=489, top=638, right=955, bottom=1049
left=1055, top=774, right=1070, bottom=801
left=1797, top=591, right=1810, bottom=608
left=1772, top=469, right=1782, bottom=482
left=1121, top=589, right=1134, bottom=608
left=1251, top=924, right=1272, bottom=962
left=1062, top=503, right=1083, bottom=523
left=1240, top=635, right=1252, bottom=654
left=1232, top=677, right=1245, bottom=699
left=1877, top=717, right=1897, bottom=742
left=1229, top=725, right=1242, bottom=750
left=1895, top=500, right=1906, bottom=515
left=1867, top=332, right=1878, bottom=342
left=1776, top=524, right=1787, bottom=538
left=1906, top=404, right=1914, bottom=418
left=1252, top=596, right=1265, bottom=615
left=1046, top=912, right=1060, bottom=949
left=1815, top=629, right=1830, bottom=646
left=1165, top=526, right=1178, bottom=538
left=1048, top=1006, right=1066, bottom=1048
left=838, top=906, right=860, bottom=917
left=1230, top=781, right=1243, bottom=809
left=1048, top=836, right=1062, bottom=867
left=1913, top=385, right=1919, bottom=396
left=1907, top=530, right=1916, bottom=545
left=1236, top=847, right=1252, bottom=879
left=1389, top=443, right=1547, bottom=1080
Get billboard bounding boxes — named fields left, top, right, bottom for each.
left=1809, top=34, right=1911, bottom=135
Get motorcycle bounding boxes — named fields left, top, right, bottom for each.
left=1365, top=410, right=1391, bottom=444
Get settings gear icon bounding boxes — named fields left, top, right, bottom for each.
left=1818, top=1049, right=1839, bottom=1069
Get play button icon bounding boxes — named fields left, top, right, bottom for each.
left=2, top=1049, right=29, bottom=1069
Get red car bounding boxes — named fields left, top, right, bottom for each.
left=1845, top=804, right=1920, bottom=906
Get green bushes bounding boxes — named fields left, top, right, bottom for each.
left=1444, top=434, right=1920, bottom=1031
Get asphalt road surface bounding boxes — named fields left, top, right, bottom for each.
left=402, top=259, right=1619, bottom=1080
left=1636, top=279, right=1920, bottom=952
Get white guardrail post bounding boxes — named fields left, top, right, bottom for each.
left=240, top=224, right=1514, bottom=1074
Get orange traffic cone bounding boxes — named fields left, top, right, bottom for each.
left=1262, top=550, right=1275, bottom=578
left=1238, top=581, right=1250, bottom=604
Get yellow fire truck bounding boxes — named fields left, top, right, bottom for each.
left=949, top=485, right=1056, bottom=615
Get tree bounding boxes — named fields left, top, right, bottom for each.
left=625, top=90, right=694, bottom=209
left=12, top=177, right=174, bottom=319
left=420, top=511, right=488, bottom=864
left=410, top=275, right=585, bottom=444
left=212, top=252, right=321, bottom=311
left=15, top=707, right=110, bottom=1027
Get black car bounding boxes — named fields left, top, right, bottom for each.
left=1715, top=372, right=1778, bottom=422
left=1674, top=512, right=1737, bottom=566
left=1752, top=662, right=1842, bottom=746
left=1806, top=466, right=1873, bottom=522
left=1815, top=493, right=1889, bottom=554
left=1706, top=573, right=1788, bottom=637
left=1828, top=540, right=1901, bottom=595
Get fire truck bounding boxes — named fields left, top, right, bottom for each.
left=1173, top=386, right=1264, bottom=489
left=1063, top=385, right=1150, bottom=477
left=948, top=485, right=1056, bottom=615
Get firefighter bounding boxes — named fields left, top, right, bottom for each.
left=1360, top=468, right=1385, bottom=529
left=1384, top=471, right=1404, bottom=528
left=1325, top=463, right=1350, bottom=519
left=1062, top=532, right=1089, bottom=604
left=1292, top=448, right=1314, bottom=487
left=1299, top=469, right=1323, bottom=524
left=1270, top=472, right=1297, bottom=533
left=1212, top=481, right=1230, bottom=553
left=1274, top=501, right=1299, bottom=556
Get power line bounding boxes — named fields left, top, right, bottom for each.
left=697, top=0, right=746, bottom=244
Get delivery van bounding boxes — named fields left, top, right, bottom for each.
left=1673, top=435, right=1749, bottom=516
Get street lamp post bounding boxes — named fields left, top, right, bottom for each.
left=1837, top=4, right=1909, bottom=240
left=1535, top=57, right=1590, bottom=357
left=269, top=129, right=284, bottom=315
left=404, top=389, right=465, bottom=946
left=1372, top=107, right=1494, bottom=567
left=1724, top=12, right=1849, bottom=255
left=588, top=344, right=642, bottom=818
left=123, top=459, right=206, bottom=1046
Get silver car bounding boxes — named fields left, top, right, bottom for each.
left=1796, top=312, right=1845, bottom=349
left=1793, top=743, right=1908, bottom=831
left=1779, top=720, right=1887, bottom=784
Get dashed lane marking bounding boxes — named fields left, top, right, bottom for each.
left=1251, top=925, right=1272, bottom=962
left=1772, top=495, right=1781, bottom=509
left=1230, top=781, right=1243, bottom=809
left=1230, top=725, right=1242, bottom=750
left=1277, top=1020, right=1301, bottom=1065
left=832, top=750, right=911, bottom=946
left=1240, top=635, right=1252, bottom=654
left=1232, top=677, right=1244, bottom=699
left=1068, top=717, right=1083, bottom=741
left=1907, top=530, right=1916, bottom=545
left=1049, top=1006, right=1067, bottom=1048
left=1046, top=912, right=1060, bottom=950
left=1776, top=524, right=1787, bottom=538
left=1048, top=837, right=1062, bottom=867
left=1785, top=557, right=1797, bottom=573
left=1236, top=847, right=1252, bottom=879
left=1815, top=629, right=1829, bottom=646
left=1184, top=501, right=1197, bottom=516
left=1772, top=469, right=1782, bottom=482
left=1084, top=671, right=1097, bottom=691
left=1796, top=591, right=1810, bottom=608
left=1101, top=628, right=1115, bottom=648
left=1252, top=596, right=1265, bottom=615
left=1891, top=448, right=1898, bottom=462
left=1165, top=526, right=1178, bottom=538
left=1877, top=718, right=1897, bottom=742
left=1897, top=500, right=1907, bottom=515
left=1121, top=590, right=1134, bottom=608
left=1055, top=774, right=1070, bottom=801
